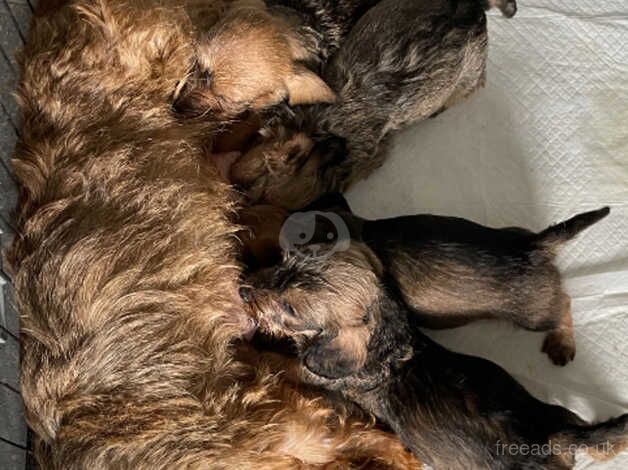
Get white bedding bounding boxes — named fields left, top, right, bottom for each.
left=348, top=1, right=628, bottom=467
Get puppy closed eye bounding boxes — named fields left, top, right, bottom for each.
left=282, top=300, right=297, bottom=317
left=199, top=69, right=213, bottom=86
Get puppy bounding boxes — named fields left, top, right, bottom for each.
left=291, top=195, right=611, bottom=365
left=173, top=0, right=336, bottom=117
left=228, top=0, right=518, bottom=209
left=243, top=243, right=628, bottom=470
left=230, top=126, right=340, bottom=208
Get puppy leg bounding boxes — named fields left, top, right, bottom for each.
left=542, top=293, right=576, bottom=366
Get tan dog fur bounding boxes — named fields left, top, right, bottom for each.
left=173, top=0, right=335, bottom=117
left=6, top=1, right=419, bottom=468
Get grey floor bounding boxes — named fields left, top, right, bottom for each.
left=0, top=1, right=36, bottom=469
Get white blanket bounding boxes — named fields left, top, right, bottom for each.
left=348, top=1, right=628, bottom=467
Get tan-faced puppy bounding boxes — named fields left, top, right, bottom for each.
left=242, top=243, right=383, bottom=368
left=294, top=193, right=610, bottom=365
left=244, top=243, right=628, bottom=470
left=7, top=1, right=421, bottom=468
left=174, top=0, right=335, bottom=117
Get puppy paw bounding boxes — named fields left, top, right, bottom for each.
left=542, top=330, right=576, bottom=366
left=490, top=0, right=517, bottom=18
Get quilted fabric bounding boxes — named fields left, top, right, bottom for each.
left=348, top=1, right=628, bottom=467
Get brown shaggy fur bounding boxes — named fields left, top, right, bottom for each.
left=5, top=1, right=420, bottom=468
left=173, top=0, right=335, bottom=117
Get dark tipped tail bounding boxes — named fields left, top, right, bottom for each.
left=553, top=413, right=628, bottom=462
left=535, top=207, right=610, bottom=247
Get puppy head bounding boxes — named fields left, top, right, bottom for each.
left=174, top=3, right=335, bottom=117
left=232, top=130, right=346, bottom=209
left=242, top=243, right=384, bottom=379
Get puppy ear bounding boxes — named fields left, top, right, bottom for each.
left=304, top=330, right=367, bottom=379
left=285, top=67, right=336, bottom=106
left=173, top=80, right=225, bottom=118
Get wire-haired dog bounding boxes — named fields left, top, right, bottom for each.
left=243, top=241, right=628, bottom=469
left=313, top=196, right=610, bottom=366
left=7, top=1, right=425, bottom=468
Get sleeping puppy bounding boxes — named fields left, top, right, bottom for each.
left=292, top=195, right=610, bottom=366
left=242, top=243, right=628, bottom=469
left=229, top=128, right=334, bottom=208
left=174, top=0, right=336, bottom=118
left=226, top=0, right=518, bottom=209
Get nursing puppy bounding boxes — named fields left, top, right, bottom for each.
left=290, top=195, right=610, bottom=365
left=241, top=196, right=610, bottom=365
left=243, top=243, right=628, bottom=469
left=174, top=0, right=337, bottom=117
left=229, top=0, right=518, bottom=209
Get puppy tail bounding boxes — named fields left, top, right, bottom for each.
left=535, top=206, right=610, bottom=248
left=553, top=413, right=628, bottom=462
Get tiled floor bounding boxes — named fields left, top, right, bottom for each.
left=0, top=1, right=35, bottom=469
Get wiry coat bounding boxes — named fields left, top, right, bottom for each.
left=5, top=1, right=420, bottom=468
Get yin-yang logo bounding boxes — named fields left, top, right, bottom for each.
left=279, top=211, right=351, bottom=258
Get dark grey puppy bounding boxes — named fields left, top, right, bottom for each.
left=272, top=0, right=515, bottom=60
left=231, top=0, right=518, bottom=209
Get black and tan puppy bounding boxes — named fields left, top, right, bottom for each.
left=292, top=195, right=610, bottom=366
left=243, top=243, right=628, bottom=469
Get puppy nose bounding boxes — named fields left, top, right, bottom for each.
left=239, top=286, right=254, bottom=303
